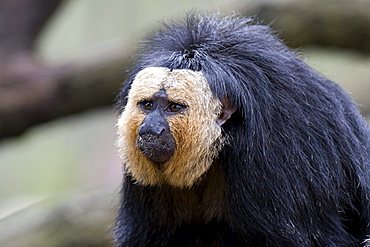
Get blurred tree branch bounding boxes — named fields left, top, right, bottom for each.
left=0, top=0, right=65, bottom=56
left=244, top=0, right=370, bottom=52
left=0, top=49, right=132, bottom=139
left=0, top=0, right=370, bottom=141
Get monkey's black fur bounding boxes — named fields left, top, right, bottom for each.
left=115, top=14, right=370, bottom=246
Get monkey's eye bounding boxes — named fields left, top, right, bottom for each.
left=139, top=100, right=154, bottom=111
left=167, top=103, right=186, bottom=113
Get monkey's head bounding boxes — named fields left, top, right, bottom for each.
left=117, top=67, right=235, bottom=188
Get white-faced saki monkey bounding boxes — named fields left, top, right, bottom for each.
left=114, top=14, right=370, bottom=247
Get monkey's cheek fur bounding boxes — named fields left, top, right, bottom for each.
left=161, top=112, right=224, bottom=187
left=136, top=133, right=176, bottom=164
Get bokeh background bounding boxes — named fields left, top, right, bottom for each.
left=0, top=0, right=369, bottom=246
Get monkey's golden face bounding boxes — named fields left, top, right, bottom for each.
left=117, top=67, right=224, bottom=188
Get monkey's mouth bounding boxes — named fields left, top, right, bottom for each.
left=136, top=134, right=176, bottom=164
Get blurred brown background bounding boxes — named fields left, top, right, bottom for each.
left=0, top=0, right=369, bottom=246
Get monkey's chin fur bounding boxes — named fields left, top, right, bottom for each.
left=117, top=132, right=224, bottom=188
left=116, top=67, right=224, bottom=188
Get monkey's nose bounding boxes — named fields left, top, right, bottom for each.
left=136, top=130, right=176, bottom=164
left=139, top=122, right=166, bottom=137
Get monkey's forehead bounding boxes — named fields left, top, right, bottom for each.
left=129, top=67, right=212, bottom=102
